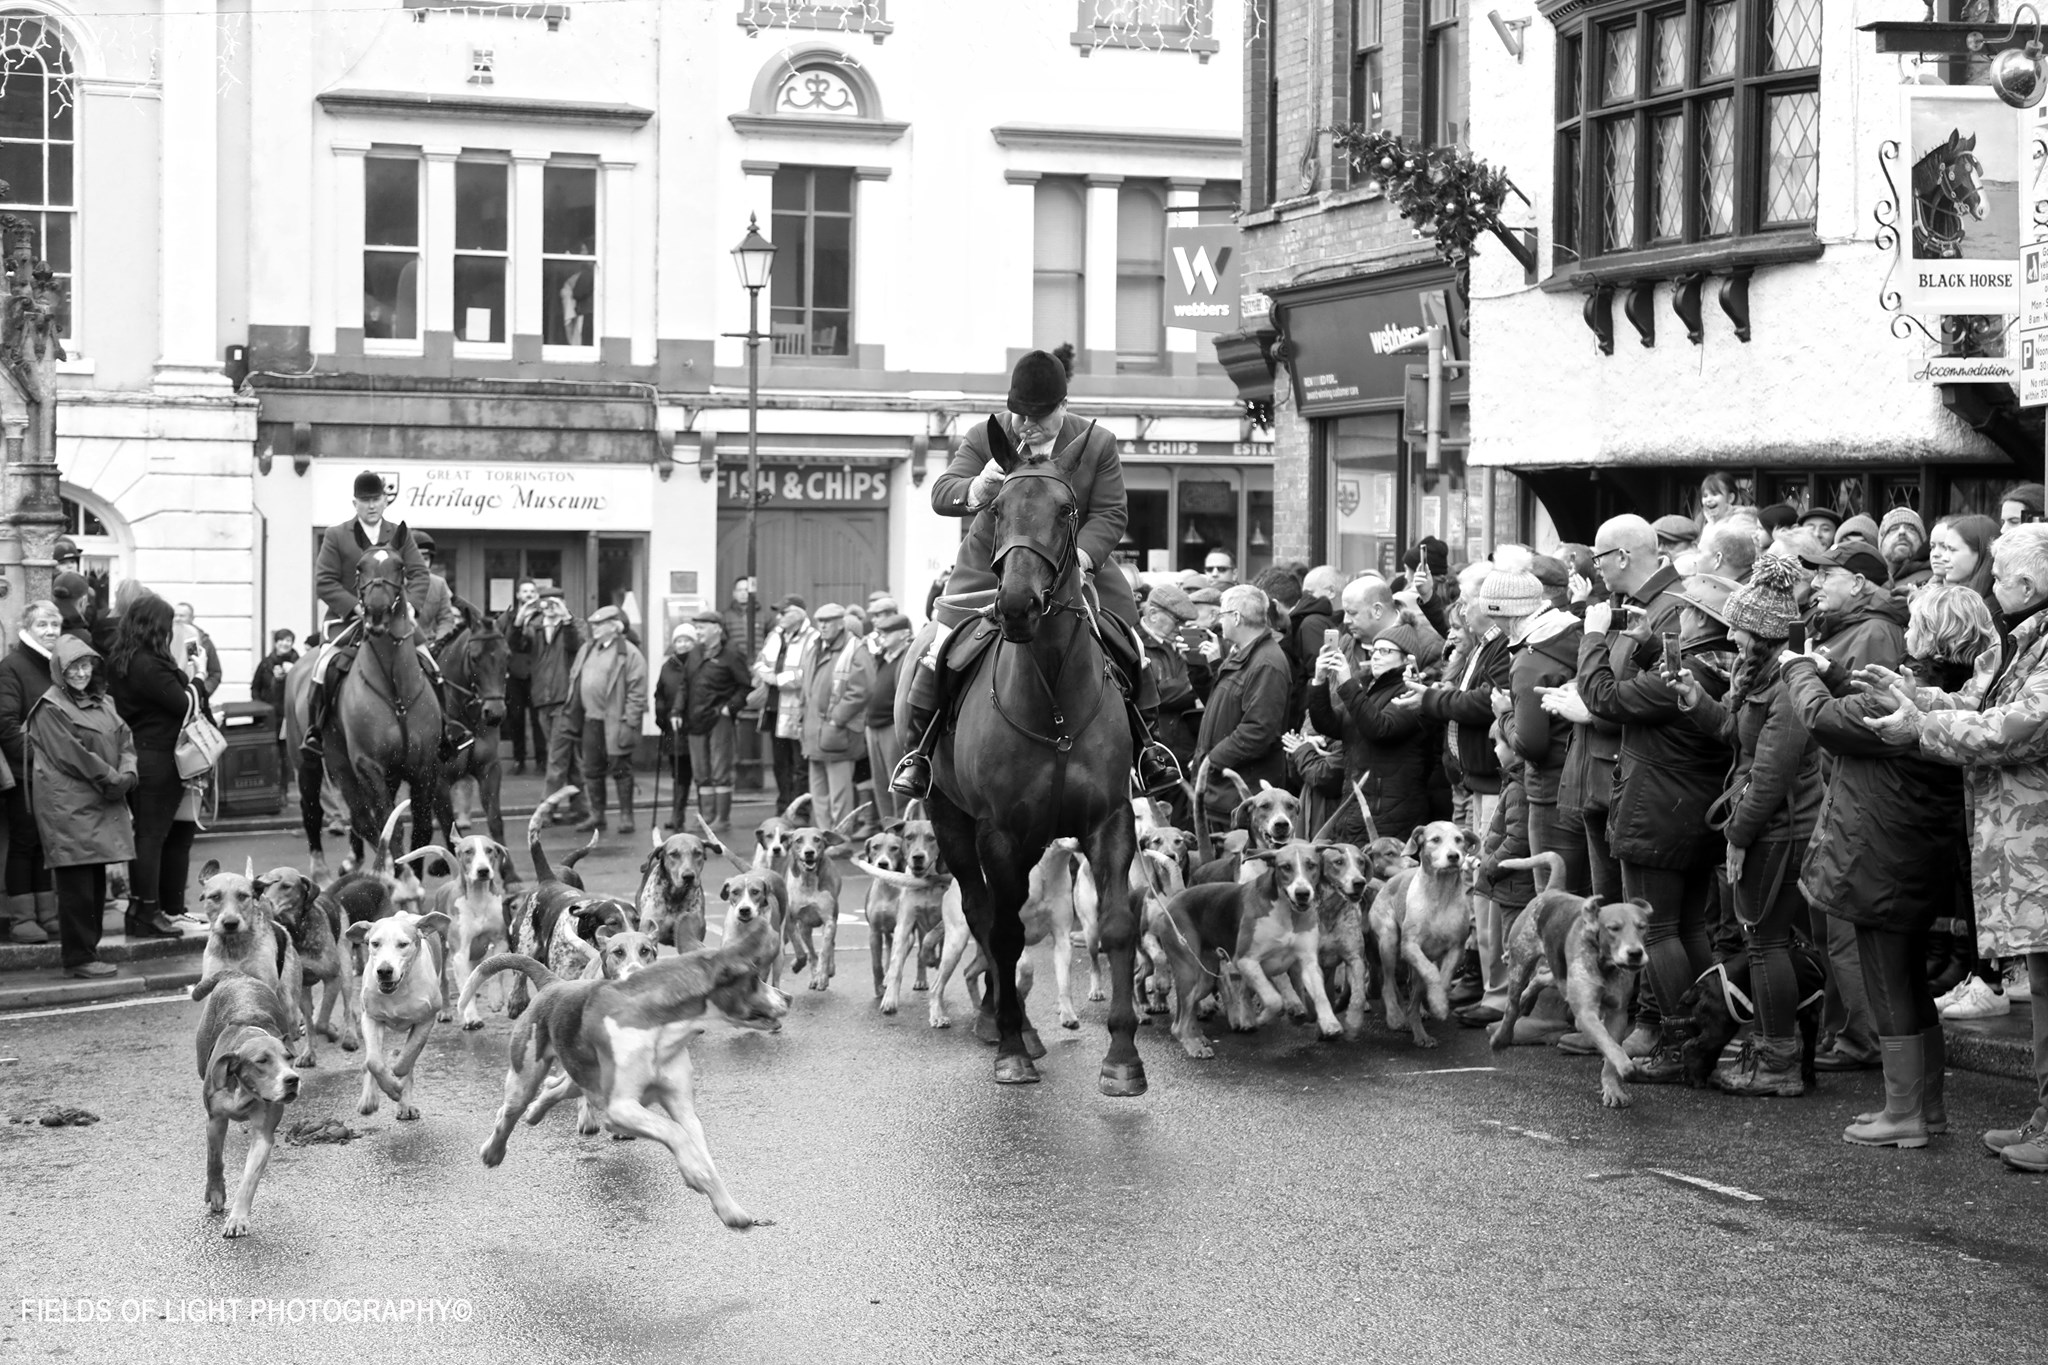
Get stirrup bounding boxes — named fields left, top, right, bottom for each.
left=890, top=751, right=932, bottom=799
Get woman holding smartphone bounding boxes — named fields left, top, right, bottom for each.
left=1668, top=553, right=1823, bottom=1097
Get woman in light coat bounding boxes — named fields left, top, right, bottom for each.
left=28, top=636, right=137, bottom=978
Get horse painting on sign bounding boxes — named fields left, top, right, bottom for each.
left=1913, top=129, right=1987, bottom=261
left=908, top=416, right=1147, bottom=1096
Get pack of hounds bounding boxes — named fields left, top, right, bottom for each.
left=189, top=774, right=1766, bottom=1239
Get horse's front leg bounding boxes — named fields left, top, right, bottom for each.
left=1088, top=814, right=1144, bottom=1097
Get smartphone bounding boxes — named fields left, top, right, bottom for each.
left=1323, top=628, right=1342, bottom=653
left=1660, top=632, right=1684, bottom=676
left=1785, top=620, right=1806, bottom=652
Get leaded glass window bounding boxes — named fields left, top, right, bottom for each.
left=1554, top=0, right=1820, bottom=259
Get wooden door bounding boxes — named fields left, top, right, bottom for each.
left=717, top=509, right=887, bottom=614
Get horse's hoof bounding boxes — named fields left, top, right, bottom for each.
left=974, top=1010, right=999, bottom=1046
left=1099, top=1062, right=1148, bottom=1097
left=994, top=1055, right=1040, bottom=1086
left=1021, top=1028, right=1046, bottom=1060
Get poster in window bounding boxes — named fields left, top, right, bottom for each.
left=1899, top=86, right=2020, bottom=314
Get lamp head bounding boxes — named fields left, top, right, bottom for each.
left=731, top=214, right=776, bottom=291
left=1992, top=41, right=2047, bottom=108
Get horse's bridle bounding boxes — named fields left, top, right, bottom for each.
left=355, top=553, right=416, bottom=642
left=989, top=465, right=1085, bottom=622
left=1917, top=152, right=1984, bottom=249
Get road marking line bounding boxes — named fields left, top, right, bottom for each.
left=1399, top=1066, right=1498, bottom=1075
left=1480, top=1118, right=1565, bottom=1143
left=1646, top=1167, right=1764, bottom=1202
left=1, top=993, right=192, bottom=1021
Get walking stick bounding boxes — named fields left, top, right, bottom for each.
left=651, top=730, right=666, bottom=837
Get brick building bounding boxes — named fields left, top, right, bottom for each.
left=1223, top=0, right=1531, bottom=576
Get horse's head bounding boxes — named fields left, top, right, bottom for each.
left=356, top=548, right=411, bottom=639
left=466, top=619, right=508, bottom=728
left=1945, top=129, right=1987, bottom=219
left=986, top=421, right=1079, bottom=642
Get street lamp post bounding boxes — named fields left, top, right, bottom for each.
left=731, top=215, right=776, bottom=661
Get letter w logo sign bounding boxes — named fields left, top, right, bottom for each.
left=1172, top=244, right=1231, bottom=296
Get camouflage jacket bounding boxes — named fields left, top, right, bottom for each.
left=1917, top=608, right=2048, bottom=956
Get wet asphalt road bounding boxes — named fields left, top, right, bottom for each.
left=4, top=821, right=2047, bottom=1362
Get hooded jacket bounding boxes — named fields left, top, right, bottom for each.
left=1784, top=659, right=1963, bottom=933
left=1194, top=628, right=1292, bottom=807
left=1506, top=607, right=1582, bottom=806
left=1286, top=593, right=1339, bottom=725
left=1808, top=590, right=1909, bottom=675
left=27, top=636, right=137, bottom=868
left=1577, top=563, right=1732, bottom=870
left=1681, top=659, right=1824, bottom=850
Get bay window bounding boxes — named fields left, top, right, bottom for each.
left=1554, top=0, right=1819, bottom=261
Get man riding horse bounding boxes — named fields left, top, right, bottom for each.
left=302, top=469, right=472, bottom=763
left=890, top=348, right=1180, bottom=799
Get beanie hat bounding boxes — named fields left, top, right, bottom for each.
left=1720, top=552, right=1801, bottom=640
left=1835, top=513, right=1880, bottom=546
left=1480, top=566, right=1544, bottom=619
left=51, top=571, right=90, bottom=612
left=1007, top=349, right=1069, bottom=419
left=1145, top=581, right=1198, bottom=623
left=1880, top=506, right=1927, bottom=541
left=352, top=470, right=387, bottom=499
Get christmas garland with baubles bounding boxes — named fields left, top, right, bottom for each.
left=1329, top=126, right=1533, bottom=274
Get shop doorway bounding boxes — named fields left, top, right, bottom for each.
left=716, top=509, right=887, bottom=623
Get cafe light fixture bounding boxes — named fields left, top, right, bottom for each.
left=1986, top=4, right=2048, bottom=108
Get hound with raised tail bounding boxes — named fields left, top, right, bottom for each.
left=195, top=970, right=301, bottom=1238
left=461, top=922, right=788, bottom=1231
left=1488, top=851, right=1650, bottom=1108
left=1367, top=821, right=1477, bottom=1049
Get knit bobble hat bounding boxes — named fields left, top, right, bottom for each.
left=1720, top=551, right=1802, bottom=640
left=1479, top=547, right=1545, bottom=620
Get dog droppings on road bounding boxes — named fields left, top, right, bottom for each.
left=284, top=1118, right=363, bottom=1145
left=13, top=1106, right=99, bottom=1127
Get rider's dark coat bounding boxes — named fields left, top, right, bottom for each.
left=929, top=414, right=1137, bottom=631
left=314, top=519, right=430, bottom=625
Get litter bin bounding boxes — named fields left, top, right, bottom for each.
left=215, top=700, right=283, bottom=819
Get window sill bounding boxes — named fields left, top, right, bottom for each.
left=453, top=341, right=513, bottom=361
left=363, top=339, right=424, bottom=358
left=56, top=353, right=94, bottom=377
left=541, top=344, right=601, bottom=363
left=1540, top=231, right=1823, bottom=292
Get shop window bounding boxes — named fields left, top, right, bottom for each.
left=771, top=165, right=854, bottom=358
left=1555, top=0, right=1818, bottom=260
left=1177, top=478, right=1239, bottom=573
left=363, top=156, right=420, bottom=340
left=1122, top=485, right=1169, bottom=570
left=0, top=16, right=70, bottom=335
left=1424, top=0, right=1465, bottom=148
left=454, top=161, right=508, bottom=345
left=1115, top=181, right=1165, bottom=373
left=1820, top=474, right=1868, bottom=520
left=1947, top=476, right=2010, bottom=518
left=1352, top=0, right=1384, bottom=129
left=542, top=164, right=598, bottom=347
left=1033, top=176, right=1086, bottom=353
left=1874, top=474, right=1923, bottom=518
left=1327, top=414, right=1403, bottom=578
left=1245, top=487, right=1274, bottom=579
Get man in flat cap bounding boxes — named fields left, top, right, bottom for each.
left=303, top=469, right=468, bottom=762
left=890, top=347, right=1179, bottom=798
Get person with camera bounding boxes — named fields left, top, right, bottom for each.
left=1308, top=622, right=1435, bottom=847
left=106, top=595, right=207, bottom=940
left=501, top=578, right=541, bottom=776
left=171, top=603, right=222, bottom=700
left=251, top=627, right=299, bottom=793
left=1576, top=514, right=1732, bottom=1083
left=530, top=588, right=584, bottom=813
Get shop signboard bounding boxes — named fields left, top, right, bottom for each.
left=1277, top=274, right=1467, bottom=418
left=312, top=461, right=650, bottom=531
left=716, top=463, right=892, bottom=509
left=1162, top=225, right=1242, bottom=335
left=1899, top=86, right=2021, bottom=315
left=1116, top=440, right=1273, bottom=461
left=2019, top=100, right=2048, bottom=408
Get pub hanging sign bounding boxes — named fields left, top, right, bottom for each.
left=717, top=463, right=892, bottom=510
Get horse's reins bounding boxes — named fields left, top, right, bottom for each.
left=1916, top=154, right=1981, bottom=250
left=353, top=562, right=432, bottom=751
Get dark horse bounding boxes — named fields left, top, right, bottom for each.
left=1913, top=128, right=1986, bottom=260
left=310, top=547, right=444, bottom=870
left=430, top=615, right=509, bottom=848
left=917, top=418, right=1145, bottom=1095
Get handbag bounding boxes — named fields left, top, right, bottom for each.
left=175, top=689, right=227, bottom=782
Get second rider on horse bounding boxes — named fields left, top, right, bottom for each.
left=302, top=469, right=472, bottom=762
left=890, top=347, right=1181, bottom=799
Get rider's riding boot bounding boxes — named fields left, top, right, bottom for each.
left=301, top=676, right=328, bottom=760
left=1098, top=615, right=1183, bottom=799
left=1129, top=702, right=1184, bottom=799
left=890, top=659, right=945, bottom=798
left=418, top=648, right=474, bottom=761
left=614, top=772, right=637, bottom=835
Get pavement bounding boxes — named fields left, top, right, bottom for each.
left=2, top=775, right=2037, bottom=1083
left=2, top=905, right=2044, bottom=1361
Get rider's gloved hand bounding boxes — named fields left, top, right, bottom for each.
left=968, top=460, right=1004, bottom=507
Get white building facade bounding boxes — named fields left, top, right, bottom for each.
left=1465, top=0, right=2026, bottom=540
